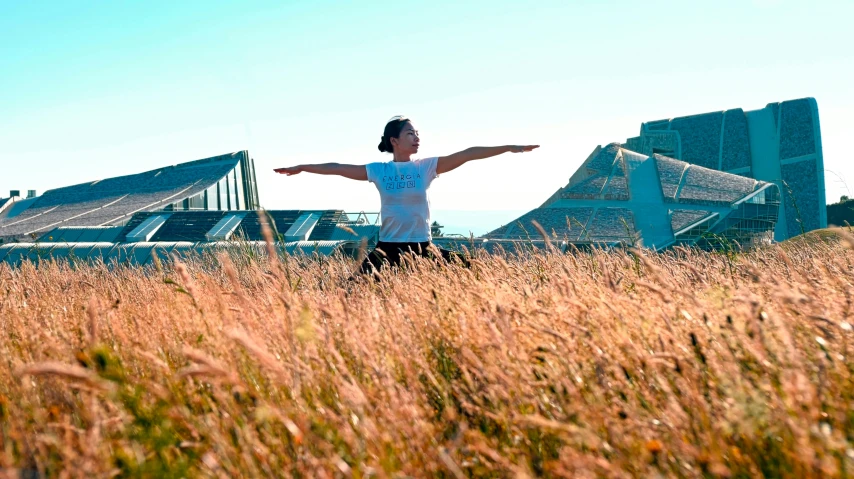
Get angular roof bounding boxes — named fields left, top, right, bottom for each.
left=624, top=98, right=824, bottom=240
left=0, top=152, right=248, bottom=239
left=485, top=207, right=594, bottom=240
left=487, top=145, right=779, bottom=250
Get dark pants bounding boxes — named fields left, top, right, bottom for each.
left=358, top=241, right=469, bottom=275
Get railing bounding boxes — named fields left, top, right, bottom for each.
left=342, top=212, right=381, bottom=225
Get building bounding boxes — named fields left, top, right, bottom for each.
left=0, top=151, right=260, bottom=242
left=623, top=98, right=824, bottom=240
left=0, top=210, right=380, bottom=267
left=483, top=144, right=780, bottom=251
left=479, top=98, right=822, bottom=251
left=0, top=149, right=380, bottom=266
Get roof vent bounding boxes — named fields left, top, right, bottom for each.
left=285, top=212, right=322, bottom=241
left=205, top=212, right=248, bottom=240
left=125, top=214, right=171, bottom=243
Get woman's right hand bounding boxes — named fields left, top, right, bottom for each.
left=509, top=145, right=540, bottom=153
left=274, top=165, right=303, bottom=175
left=273, top=163, right=368, bottom=180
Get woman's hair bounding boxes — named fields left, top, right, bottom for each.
left=378, top=116, right=410, bottom=153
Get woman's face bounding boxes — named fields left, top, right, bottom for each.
left=391, top=122, right=420, bottom=155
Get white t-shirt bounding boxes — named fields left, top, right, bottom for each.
left=365, top=157, right=438, bottom=242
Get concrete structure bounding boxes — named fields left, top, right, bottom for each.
left=486, top=144, right=780, bottom=251
left=623, top=98, right=824, bottom=240
left=0, top=151, right=260, bottom=242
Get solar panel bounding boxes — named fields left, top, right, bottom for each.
left=205, top=213, right=248, bottom=240
left=307, top=210, right=345, bottom=241
left=125, top=214, right=171, bottom=242
left=284, top=212, right=322, bottom=241
left=150, top=211, right=226, bottom=242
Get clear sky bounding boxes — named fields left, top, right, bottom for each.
left=2, top=0, right=852, bottom=235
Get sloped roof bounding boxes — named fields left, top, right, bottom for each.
left=495, top=145, right=779, bottom=249
left=552, top=145, right=763, bottom=210
left=586, top=208, right=636, bottom=241
left=0, top=152, right=246, bottom=239
left=654, top=155, right=758, bottom=207
left=485, top=207, right=594, bottom=240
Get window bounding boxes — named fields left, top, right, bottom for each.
left=229, top=170, right=238, bottom=210
left=204, top=185, right=217, bottom=210
left=234, top=165, right=245, bottom=210
left=219, top=177, right=228, bottom=211
left=187, top=192, right=204, bottom=210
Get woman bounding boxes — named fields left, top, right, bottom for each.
left=274, top=116, right=538, bottom=275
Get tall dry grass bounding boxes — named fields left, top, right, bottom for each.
left=1, top=233, right=853, bottom=478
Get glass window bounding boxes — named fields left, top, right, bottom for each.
left=234, top=165, right=245, bottom=210
left=226, top=170, right=237, bottom=210
left=228, top=169, right=236, bottom=210
left=205, top=185, right=217, bottom=210
left=219, top=177, right=228, bottom=211
left=247, top=158, right=259, bottom=208
left=747, top=194, right=765, bottom=205
left=188, top=192, right=204, bottom=210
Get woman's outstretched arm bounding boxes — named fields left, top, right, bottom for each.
left=274, top=163, right=368, bottom=181
left=436, top=145, right=539, bottom=174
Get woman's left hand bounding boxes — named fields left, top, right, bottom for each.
left=510, top=145, right=540, bottom=153
left=274, top=165, right=303, bottom=175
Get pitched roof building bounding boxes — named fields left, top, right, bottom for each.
left=0, top=151, right=260, bottom=241
left=482, top=98, right=822, bottom=250
left=485, top=144, right=780, bottom=250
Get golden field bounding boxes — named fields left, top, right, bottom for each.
left=1, top=232, right=853, bottom=478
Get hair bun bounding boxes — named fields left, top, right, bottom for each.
left=377, top=116, right=408, bottom=154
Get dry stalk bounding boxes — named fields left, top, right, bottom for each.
left=17, top=361, right=109, bottom=391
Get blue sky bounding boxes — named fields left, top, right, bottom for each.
left=2, top=0, right=852, bottom=234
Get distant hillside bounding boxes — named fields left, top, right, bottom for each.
left=827, top=197, right=854, bottom=227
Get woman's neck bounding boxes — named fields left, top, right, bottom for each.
left=392, top=152, right=412, bottom=162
